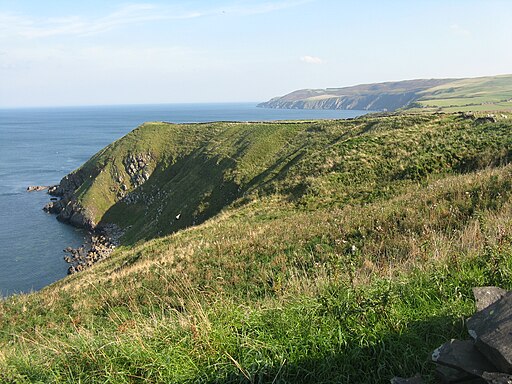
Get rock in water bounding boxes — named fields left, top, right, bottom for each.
left=467, top=292, right=512, bottom=373
left=27, top=185, right=49, bottom=192
left=432, top=339, right=497, bottom=376
left=473, top=287, right=508, bottom=311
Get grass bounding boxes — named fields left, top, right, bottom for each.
left=1, top=112, right=512, bottom=382
left=413, top=75, right=512, bottom=112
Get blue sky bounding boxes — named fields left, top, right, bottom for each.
left=1, top=0, right=511, bottom=107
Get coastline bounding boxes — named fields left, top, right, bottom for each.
left=30, top=182, right=122, bottom=275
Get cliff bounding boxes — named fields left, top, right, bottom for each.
left=3, top=112, right=512, bottom=382
left=259, top=75, right=512, bottom=112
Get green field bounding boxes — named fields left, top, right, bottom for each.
left=412, top=75, right=512, bottom=112
left=2, top=113, right=512, bottom=383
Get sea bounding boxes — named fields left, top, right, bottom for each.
left=0, top=103, right=369, bottom=296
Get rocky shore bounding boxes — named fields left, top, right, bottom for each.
left=29, top=173, right=123, bottom=274
left=62, top=224, right=122, bottom=274
left=42, top=172, right=97, bottom=229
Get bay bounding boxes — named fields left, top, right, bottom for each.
left=0, top=103, right=368, bottom=296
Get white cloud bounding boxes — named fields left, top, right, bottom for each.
left=450, top=24, right=471, bottom=37
left=300, top=55, right=323, bottom=64
left=222, top=0, right=313, bottom=16
left=0, top=1, right=314, bottom=39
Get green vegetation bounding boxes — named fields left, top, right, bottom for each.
left=259, top=74, right=512, bottom=113
left=2, top=112, right=512, bottom=383
left=413, top=75, right=512, bottom=112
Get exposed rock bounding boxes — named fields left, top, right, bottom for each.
left=123, top=153, right=152, bottom=189
left=27, top=185, right=51, bottom=192
left=64, top=224, right=122, bottom=275
left=467, top=292, right=512, bottom=373
left=432, top=339, right=497, bottom=377
left=481, top=372, right=512, bottom=384
left=475, top=116, right=497, bottom=124
left=390, top=375, right=423, bottom=384
left=473, top=287, right=507, bottom=312
left=435, top=365, right=483, bottom=383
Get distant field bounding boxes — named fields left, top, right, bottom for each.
left=260, top=74, right=512, bottom=113
left=414, top=75, right=512, bottom=111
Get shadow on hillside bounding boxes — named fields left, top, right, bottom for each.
left=101, top=147, right=246, bottom=245
left=204, top=314, right=465, bottom=384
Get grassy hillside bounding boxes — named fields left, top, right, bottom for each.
left=2, top=112, right=512, bottom=383
left=259, top=74, right=512, bottom=112
left=413, top=75, right=512, bottom=112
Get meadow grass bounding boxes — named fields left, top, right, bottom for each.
left=1, top=113, right=512, bottom=383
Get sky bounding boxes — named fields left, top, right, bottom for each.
left=0, top=0, right=511, bottom=107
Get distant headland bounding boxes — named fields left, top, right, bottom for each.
left=258, top=74, right=512, bottom=113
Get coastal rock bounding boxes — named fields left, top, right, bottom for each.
left=27, top=185, right=49, bottom=192
left=467, top=292, right=512, bottom=373
left=60, top=224, right=122, bottom=275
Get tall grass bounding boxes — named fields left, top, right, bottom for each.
left=2, top=113, right=512, bottom=382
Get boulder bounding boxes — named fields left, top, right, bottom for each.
left=390, top=375, right=423, bottom=384
left=473, top=287, right=507, bottom=312
left=432, top=339, right=497, bottom=376
left=481, top=372, right=512, bottom=384
left=467, top=292, right=512, bottom=373
left=435, top=365, right=483, bottom=383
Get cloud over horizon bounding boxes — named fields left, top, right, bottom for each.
left=300, top=55, right=323, bottom=64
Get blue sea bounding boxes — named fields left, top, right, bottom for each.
left=0, top=103, right=368, bottom=296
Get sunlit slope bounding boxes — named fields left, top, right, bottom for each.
left=59, top=113, right=512, bottom=245
left=2, top=113, right=512, bottom=382
left=414, top=74, right=512, bottom=112
left=259, top=74, right=512, bottom=112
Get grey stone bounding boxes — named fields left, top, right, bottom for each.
left=432, top=339, right=497, bottom=376
left=435, top=364, right=482, bottom=383
left=467, top=292, right=512, bottom=373
left=481, top=372, right=512, bottom=384
left=390, top=375, right=423, bottom=384
left=473, top=287, right=507, bottom=311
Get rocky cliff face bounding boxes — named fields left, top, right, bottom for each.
left=43, top=150, right=155, bottom=232
left=44, top=170, right=97, bottom=229
left=259, top=91, right=421, bottom=111
left=258, top=78, right=456, bottom=111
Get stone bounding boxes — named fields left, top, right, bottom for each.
left=435, top=364, right=482, bottom=383
left=390, top=375, right=423, bottom=384
left=26, top=185, right=49, bottom=192
left=467, top=292, right=512, bottom=373
left=473, top=287, right=507, bottom=311
left=481, top=372, right=512, bottom=384
left=432, top=339, right=497, bottom=376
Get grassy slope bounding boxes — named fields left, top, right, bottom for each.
left=410, top=75, right=512, bottom=112
left=261, top=74, right=512, bottom=112
left=2, top=113, right=512, bottom=382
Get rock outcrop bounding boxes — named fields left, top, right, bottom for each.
left=63, top=224, right=122, bottom=274
left=27, top=185, right=53, bottom=192
left=258, top=78, right=455, bottom=111
left=43, top=170, right=95, bottom=229
left=393, top=286, right=512, bottom=384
